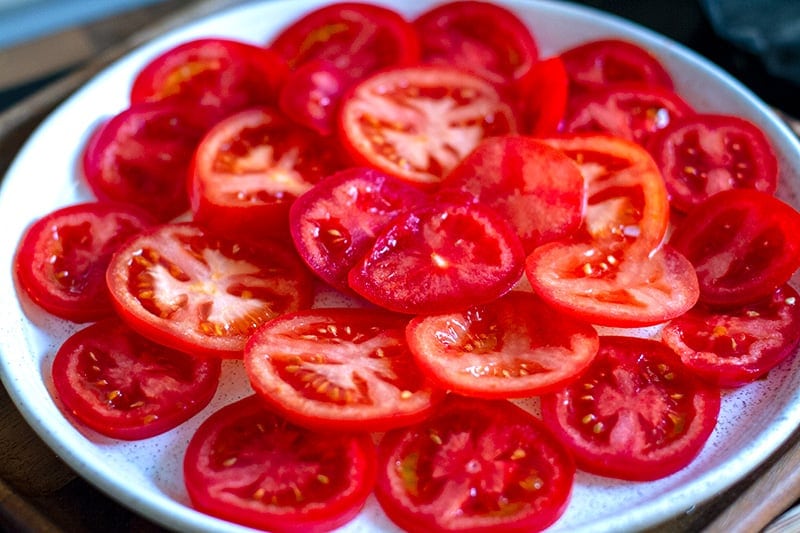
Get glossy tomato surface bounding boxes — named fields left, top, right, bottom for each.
left=183, top=395, right=376, bottom=533
left=540, top=336, right=721, bottom=481
left=52, top=318, right=221, bottom=440
left=278, top=59, right=351, bottom=136
left=518, top=55, right=570, bottom=136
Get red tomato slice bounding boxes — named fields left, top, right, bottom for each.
left=106, top=222, right=313, bottom=358
left=559, top=38, right=674, bottom=94
left=406, top=291, right=599, bottom=398
left=244, top=308, right=444, bottom=431
left=440, top=136, right=585, bottom=252
left=52, top=318, right=220, bottom=440
left=518, top=55, right=570, bottom=136
left=646, top=113, right=779, bottom=213
left=183, top=395, right=376, bottom=533
left=338, top=65, right=517, bottom=186
left=525, top=241, right=699, bottom=327
left=375, top=395, right=574, bottom=533
left=348, top=202, right=525, bottom=315
left=412, top=0, right=539, bottom=87
left=14, top=202, right=155, bottom=322
left=268, top=2, right=419, bottom=80
left=540, top=336, right=721, bottom=481
left=130, top=38, right=288, bottom=126
left=289, top=167, right=429, bottom=292
left=82, top=101, right=208, bottom=221
left=278, top=59, right=351, bottom=136
left=662, top=284, right=800, bottom=387
left=188, top=106, right=343, bottom=240
left=669, top=189, right=800, bottom=306
left=562, top=83, right=693, bottom=145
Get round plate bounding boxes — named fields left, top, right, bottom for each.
left=1, top=1, right=800, bottom=531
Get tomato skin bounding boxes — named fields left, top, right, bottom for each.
left=52, top=318, right=221, bottom=440
left=183, top=395, right=376, bottom=533
left=669, top=189, right=800, bottom=306
left=661, top=284, right=800, bottom=387
left=517, top=56, right=569, bottom=136
left=375, top=395, right=574, bottom=533
left=14, top=202, right=156, bottom=322
left=406, top=291, right=599, bottom=399
left=278, top=59, right=351, bottom=136
left=540, top=336, right=721, bottom=481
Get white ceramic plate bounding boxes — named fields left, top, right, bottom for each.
left=1, top=1, right=800, bottom=531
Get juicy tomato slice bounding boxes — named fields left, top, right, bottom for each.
left=183, top=395, right=376, bottom=533
left=278, top=59, right=351, bottom=136
left=669, top=189, right=800, bottom=306
left=338, top=65, right=517, bottom=186
left=559, top=38, right=674, bottom=94
left=662, top=284, right=800, bottom=387
left=540, top=134, right=670, bottom=252
left=440, top=136, right=585, bottom=252
left=406, top=291, right=599, bottom=399
left=289, top=167, right=429, bottom=293
left=562, top=83, right=694, bottom=146
left=130, top=38, right=288, bottom=126
left=14, top=202, right=156, bottom=322
left=52, top=318, right=221, bottom=440
left=646, top=113, right=779, bottom=212
left=539, top=335, right=721, bottom=481
left=525, top=241, right=699, bottom=327
left=518, top=55, right=570, bottom=136
left=268, top=2, right=420, bottom=80
left=348, top=202, right=525, bottom=315
left=106, top=222, right=313, bottom=358
left=82, top=101, right=208, bottom=221
left=412, top=0, right=538, bottom=88
left=375, top=395, right=575, bottom=533
left=244, top=308, right=444, bottom=431
left=189, top=106, right=343, bottom=240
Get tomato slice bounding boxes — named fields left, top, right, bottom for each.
left=412, top=0, right=539, bottom=88
left=646, top=113, right=779, bottom=212
left=406, top=291, right=599, bottom=398
left=662, top=284, right=800, bottom=387
left=268, top=2, right=419, bottom=80
left=278, top=59, right=351, bottom=136
left=188, top=106, right=343, bottom=240
left=669, top=189, right=800, bottom=306
left=375, top=395, right=574, bottom=533
left=525, top=241, right=699, bottom=327
left=518, top=55, right=570, bottom=136
left=52, top=318, right=220, bottom=440
left=348, top=202, right=525, bottom=315
left=440, top=135, right=585, bottom=252
left=183, top=395, right=376, bottom=532
left=244, top=308, right=443, bottom=431
left=289, top=167, right=429, bottom=293
left=338, top=65, right=517, bottom=186
left=82, top=101, right=208, bottom=221
left=14, top=202, right=156, bottom=323
left=539, top=336, right=721, bottom=481
left=106, top=222, right=313, bottom=358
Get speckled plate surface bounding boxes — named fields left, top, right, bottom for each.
left=1, top=1, right=799, bottom=532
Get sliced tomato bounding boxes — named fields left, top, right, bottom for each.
left=670, top=189, right=800, bottom=306
left=518, top=55, right=570, bottom=136
left=106, top=222, right=313, bottom=358
left=82, top=101, right=208, bottom=221
left=14, top=202, right=156, bottom=322
left=646, top=113, right=779, bottom=212
left=244, top=308, right=443, bottom=431
left=440, top=135, right=585, bottom=252
left=338, top=65, right=517, bottom=186
left=525, top=241, right=699, bottom=327
left=188, top=106, right=343, bottom=240
left=278, top=59, right=351, bottom=136
left=289, top=167, right=429, bottom=293
left=268, top=2, right=419, bottom=80
left=540, top=336, right=721, bottom=481
left=52, top=318, right=220, bottom=440
left=662, top=284, right=800, bottom=387
left=348, top=202, right=525, bottom=315
left=375, top=395, right=574, bottom=533
left=406, top=291, right=599, bottom=398
left=183, top=394, right=376, bottom=532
